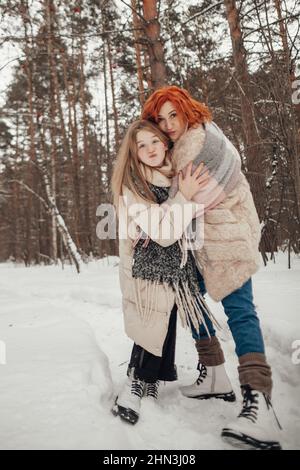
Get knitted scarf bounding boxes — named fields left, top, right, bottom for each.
left=167, top=121, right=242, bottom=258
left=169, top=121, right=242, bottom=212
left=132, top=183, right=220, bottom=334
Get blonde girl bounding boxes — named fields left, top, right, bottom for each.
left=111, top=119, right=214, bottom=425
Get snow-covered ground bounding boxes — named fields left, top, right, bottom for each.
left=0, top=253, right=300, bottom=450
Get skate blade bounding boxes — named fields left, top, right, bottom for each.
left=185, top=391, right=236, bottom=402
left=221, top=429, right=282, bottom=450
left=111, top=402, right=139, bottom=425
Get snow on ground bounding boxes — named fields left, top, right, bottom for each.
left=0, top=253, right=300, bottom=450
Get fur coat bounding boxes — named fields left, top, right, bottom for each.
left=170, top=124, right=261, bottom=301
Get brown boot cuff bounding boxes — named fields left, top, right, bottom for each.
left=195, top=336, right=225, bottom=367
left=238, top=353, right=273, bottom=398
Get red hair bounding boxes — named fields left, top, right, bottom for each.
left=141, top=85, right=212, bottom=127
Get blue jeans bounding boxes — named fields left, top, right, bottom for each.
left=193, top=272, right=265, bottom=357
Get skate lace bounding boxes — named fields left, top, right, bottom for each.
left=196, top=363, right=207, bottom=385
left=264, top=394, right=282, bottom=430
left=145, top=381, right=159, bottom=399
left=239, top=386, right=259, bottom=423
left=131, top=379, right=145, bottom=398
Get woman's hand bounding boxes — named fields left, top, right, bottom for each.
left=178, top=161, right=210, bottom=200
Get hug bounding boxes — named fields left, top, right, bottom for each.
left=111, top=85, right=282, bottom=450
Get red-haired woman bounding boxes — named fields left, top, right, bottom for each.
left=141, top=86, right=282, bottom=450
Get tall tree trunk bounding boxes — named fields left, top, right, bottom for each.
left=79, top=33, right=92, bottom=254
left=131, top=0, right=146, bottom=105
left=20, top=0, right=37, bottom=265
left=142, top=0, right=167, bottom=89
left=12, top=113, right=22, bottom=261
left=273, top=0, right=300, bottom=215
left=106, top=36, right=120, bottom=148
left=61, top=49, right=81, bottom=248
left=102, top=40, right=111, bottom=185
left=44, top=0, right=58, bottom=262
left=224, top=0, right=264, bottom=218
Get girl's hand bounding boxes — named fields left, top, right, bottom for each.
left=178, top=161, right=210, bottom=200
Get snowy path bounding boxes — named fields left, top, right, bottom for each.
left=0, top=254, right=299, bottom=450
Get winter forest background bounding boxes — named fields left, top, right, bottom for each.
left=1, top=0, right=300, bottom=451
left=0, top=0, right=299, bottom=269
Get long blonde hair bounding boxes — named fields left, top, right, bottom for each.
left=111, top=120, right=174, bottom=209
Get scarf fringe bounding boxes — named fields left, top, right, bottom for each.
left=174, top=281, right=221, bottom=335
left=133, top=277, right=221, bottom=334
left=179, top=230, right=201, bottom=269
left=178, top=237, right=188, bottom=269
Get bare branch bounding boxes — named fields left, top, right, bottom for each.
left=0, top=27, right=143, bottom=43
left=119, top=0, right=146, bottom=24
left=164, top=1, right=223, bottom=44
left=0, top=56, right=25, bottom=73
left=7, top=179, right=49, bottom=211
left=244, top=12, right=300, bottom=39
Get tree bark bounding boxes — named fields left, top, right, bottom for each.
left=60, top=49, right=81, bottom=248
left=273, top=0, right=300, bottom=213
left=20, top=0, right=37, bottom=265
left=224, top=0, right=264, bottom=218
left=44, top=0, right=58, bottom=262
left=106, top=36, right=120, bottom=148
left=131, top=0, right=146, bottom=105
left=142, top=0, right=167, bottom=89
left=78, top=32, right=92, bottom=253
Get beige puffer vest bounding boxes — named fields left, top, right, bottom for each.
left=118, top=164, right=199, bottom=356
